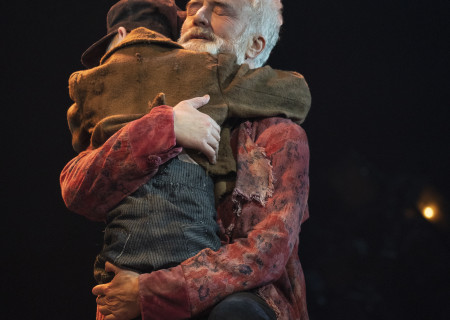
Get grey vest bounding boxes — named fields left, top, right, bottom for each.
left=95, top=158, right=220, bottom=282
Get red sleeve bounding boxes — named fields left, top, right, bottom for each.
left=60, top=105, right=182, bottom=222
left=138, top=119, right=310, bottom=319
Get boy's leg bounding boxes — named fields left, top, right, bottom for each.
left=96, top=305, right=141, bottom=320
left=207, top=292, right=277, bottom=320
left=96, top=292, right=275, bottom=320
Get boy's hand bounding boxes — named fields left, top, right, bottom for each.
left=93, top=262, right=140, bottom=320
left=173, top=95, right=221, bottom=164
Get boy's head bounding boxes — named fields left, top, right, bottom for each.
left=81, top=0, right=183, bottom=68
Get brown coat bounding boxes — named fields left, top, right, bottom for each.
left=67, top=27, right=311, bottom=176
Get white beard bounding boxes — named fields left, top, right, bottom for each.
left=181, top=38, right=226, bottom=55
left=178, top=27, right=248, bottom=65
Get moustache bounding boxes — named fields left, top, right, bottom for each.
left=179, top=27, right=218, bottom=43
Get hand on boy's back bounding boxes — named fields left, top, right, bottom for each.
left=173, top=95, right=221, bottom=164
left=93, top=262, right=140, bottom=320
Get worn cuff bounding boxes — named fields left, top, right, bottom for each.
left=128, top=105, right=180, bottom=172
left=139, top=265, right=191, bottom=320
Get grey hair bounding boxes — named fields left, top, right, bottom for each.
left=246, top=0, right=283, bottom=68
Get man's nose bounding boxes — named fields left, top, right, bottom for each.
left=193, top=6, right=210, bottom=27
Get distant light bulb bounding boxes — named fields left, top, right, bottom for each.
left=423, top=206, right=435, bottom=220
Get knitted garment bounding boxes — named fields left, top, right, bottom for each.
left=94, top=158, right=220, bottom=283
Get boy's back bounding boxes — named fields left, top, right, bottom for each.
left=68, top=27, right=310, bottom=177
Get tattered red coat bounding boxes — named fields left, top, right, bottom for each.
left=61, top=106, right=310, bottom=320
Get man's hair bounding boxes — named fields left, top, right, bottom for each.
left=246, top=0, right=283, bottom=68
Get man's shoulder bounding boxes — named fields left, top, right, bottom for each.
left=254, top=117, right=306, bottom=133
left=241, top=117, right=307, bottom=146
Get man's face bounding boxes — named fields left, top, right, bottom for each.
left=178, top=0, right=252, bottom=62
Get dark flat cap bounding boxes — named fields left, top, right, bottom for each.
left=81, top=0, right=184, bottom=68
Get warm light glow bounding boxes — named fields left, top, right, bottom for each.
left=423, top=206, right=435, bottom=220
left=417, top=187, right=444, bottom=224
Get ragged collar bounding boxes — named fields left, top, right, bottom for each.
left=100, top=27, right=183, bottom=66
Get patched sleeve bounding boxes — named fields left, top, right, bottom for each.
left=138, top=119, right=310, bottom=319
left=60, top=105, right=182, bottom=221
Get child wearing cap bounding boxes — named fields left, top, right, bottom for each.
left=61, top=0, right=310, bottom=301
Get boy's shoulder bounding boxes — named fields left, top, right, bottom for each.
left=100, top=27, right=183, bottom=65
left=120, top=27, right=182, bottom=49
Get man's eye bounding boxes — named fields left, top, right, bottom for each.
left=213, top=7, right=230, bottom=16
left=187, top=4, right=201, bottom=16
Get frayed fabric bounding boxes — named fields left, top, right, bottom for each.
left=232, top=121, right=274, bottom=216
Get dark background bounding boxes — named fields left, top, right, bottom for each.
left=3, top=0, right=449, bottom=319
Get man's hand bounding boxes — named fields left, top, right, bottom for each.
left=92, top=262, right=141, bottom=320
left=173, top=95, right=221, bottom=164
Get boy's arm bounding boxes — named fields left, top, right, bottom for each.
left=60, top=105, right=181, bottom=222
left=218, top=54, right=311, bottom=124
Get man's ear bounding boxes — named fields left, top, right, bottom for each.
left=117, top=26, right=128, bottom=41
left=245, top=35, right=266, bottom=60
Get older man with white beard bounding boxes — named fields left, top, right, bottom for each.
left=178, top=0, right=268, bottom=68
left=61, top=0, right=311, bottom=319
